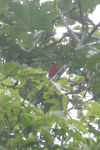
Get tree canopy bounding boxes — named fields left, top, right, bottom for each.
left=0, top=0, right=100, bottom=149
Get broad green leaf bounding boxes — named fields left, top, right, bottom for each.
left=73, top=75, right=80, bottom=81
left=2, top=77, right=13, bottom=86
left=14, top=125, right=19, bottom=130
left=56, top=79, right=68, bottom=87
left=0, top=62, right=21, bottom=76
left=8, top=0, right=57, bottom=32
left=58, top=0, right=72, bottom=11
left=49, top=105, right=59, bottom=112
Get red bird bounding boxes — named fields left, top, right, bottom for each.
left=48, top=61, right=60, bottom=78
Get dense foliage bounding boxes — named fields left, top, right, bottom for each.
left=0, top=0, right=100, bottom=149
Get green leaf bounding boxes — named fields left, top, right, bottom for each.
left=56, top=79, right=68, bottom=87
left=33, top=68, right=42, bottom=74
left=32, top=120, right=43, bottom=129
left=67, top=129, right=85, bottom=142
left=16, top=81, right=25, bottom=88
left=8, top=0, right=57, bottom=32
left=2, top=77, right=13, bottom=86
left=62, top=96, right=68, bottom=111
left=58, top=0, right=72, bottom=11
left=73, top=25, right=82, bottom=30
left=14, top=125, right=19, bottom=130
left=43, top=92, right=51, bottom=99
left=68, top=119, right=88, bottom=134
left=79, top=91, right=85, bottom=96
left=0, top=72, right=5, bottom=80
left=49, top=105, right=59, bottom=112
left=52, top=110, right=63, bottom=117
left=26, top=136, right=38, bottom=147
left=0, top=62, right=21, bottom=76
left=23, top=113, right=36, bottom=119
left=44, top=99, right=60, bottom=105
left=73, top=75, right=80, bottom=81
left=41, top=129, right=53, bottom=144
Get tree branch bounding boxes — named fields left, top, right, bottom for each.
left=78, top=0, right=84, bottom=34
left=0, top=126, right=6, bottom=132
left=50, top=62, right=72, bottom=82
left=83, top=22, right=100, bottom=44
left=59, top=9, right=80, bottom=43
left=43, top=33, right=67, bottom=50
left=51, top=6, right=77, bottom=23
left=39, top=33, right=49, bottom=47
left=87, top=40, right=100, bottom=46
left=82, top=97, right=94, bottom=104
left=78, top=0, right=85, bottom=42
left=16, top=31, right=45, bottom=53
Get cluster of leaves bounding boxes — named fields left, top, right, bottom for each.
left=0, top=0, right=100, bottom=149
left=0, top=62, right=88, bottom=149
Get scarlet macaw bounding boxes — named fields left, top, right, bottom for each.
left=48, top=61, right=60, bottom=78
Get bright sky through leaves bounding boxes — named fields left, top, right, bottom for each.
left=89, top=5, right=100, bottom=24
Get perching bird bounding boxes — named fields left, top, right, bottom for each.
left=48, top=61, right=60, bottom=78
